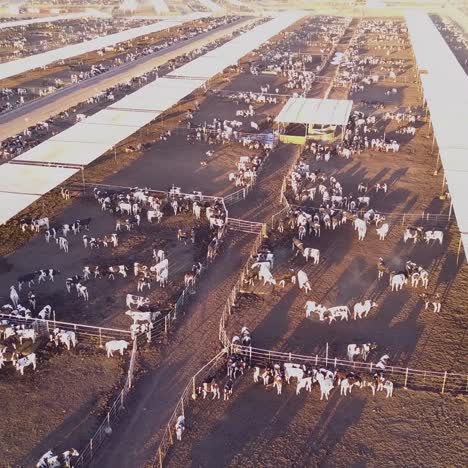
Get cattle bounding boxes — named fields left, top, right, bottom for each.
left=126, top=294, right=150, bottom=310
left=284, top=363, right=304, bottom=383
left=272, top=374, right=283, bottom=395
left=353, top=300, right=378, bottom=320
left=377, top=257, right=388, bottom=279
left=224, top=379, right=234, bottom=400
left=376, top=376, right=394, bottom=397
left=10, top=285, right=20, bottom=306
left=105, top=340, right=129, bottom=357
left=31, top=217, right=50, bottom=232
left=315, top=373, right=334, bottom=400
left=17, top=273, right=37, bottom=290
left=76, top=284, right=89, bottom=301
left=304, top=301, right=327, bottom=320
left=13, top=352, right=36, bottom=375
left=353, top=218, right=367, bottom=241
left=347, top=343, right=376, bottom=361
left=297, top=270, right=311, bottom=293
left=50, top=328, right=77, bottom=350
left=16, top=328, right=37, bottom=345
left=36, top=448, right=79, bottom=468
left=420, top=292, right=442, bottom=313
left=375, top=354, right=390, bottom=371
left=403, top=227, right=423, bottom=243
left=65, top=276, right=81, bottom=293
left=38, top=305, right=53, bottom=320
left=57, top=236, right=69, bottom=253
left=424, top=230, right=443, bottom=245
left=184, top=272, right=196, bottom=288
left=327, top=306, right=350, bottom=323
left=201, top=379, right=221, bottom=399
left=376, top=223, right=389, bottom=240
left=296, top=376, right=313, bottom=395
left=137, top=277, right=151, bottom=292
left=277, top=269, right=296, bottom=287
left=175, top=415, right=185, bottom=441
left=125, top=310, right=161, bottom=323
left=390, top=272, right=407, bottom=291
left=303, top=248, right=320, bottom=264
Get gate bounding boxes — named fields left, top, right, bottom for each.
left=226, top=217, right=265, bottom=234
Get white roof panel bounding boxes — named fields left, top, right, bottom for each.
left=0, top=13, right=109, bottom=30
left=275, top=97, right=353, bottom=126
left=0, top=13, right=207, bottom=81
left=0, top=193, right=41, bottom=225
left=406, top=10, right=468, bottom=261
left=0, top=164, right=78, bottom=196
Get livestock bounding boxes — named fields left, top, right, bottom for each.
left=125, top=310, right=161, bottom=323
left=137, top=277, right=151, bottom=292
left=303, top=248, right=320, bottom=264
left=126, top=294, right=150, bottom=309
left=51, top=328, right=77, bottom=350
left=272, top=374, right=283, bottom=395
left=38, top=305, right=53, bottom=320
left=224, top=379, right=234, bottom=400
left=316, top=373, right=334, bottom=400
left=284, top=363, right=304, bottom=383
left=353, top=300, right=378, bottom=320
left=424, top=230, right=443, bottom=245
left=304, top=301, right=327, bottom=321
left=390, top=272, right=407, bottom=291
left=277, top=269, right=296, bottom=287
left=353, top=218, right=367, bottom=240
left=10, top=286, right=19, bottom=306
left=175, top=415, right=185, bottom=441
left=18, top=272, right=37, bottom=290
left=31, top=217, right=50, bottom=232
left=105, top=340, right=129, bottom=357
left=296, top=376, right=313, bottom=395
left=376, top=223, right=389, bottom=240
left=36, top=448, right=79, bottom=468
left=376, top=376, right=394, bottom=397
left=375, top=354, right=390, bottom=371
left=13, top=352, right=36, bottom=375
left=57, top=236, right=69, bottom=253
left=16, top=328, right=37, bottom=345
left=420, top=293, right=442, bottom=313
left=297, top=270, right=311, bottom=293
left=201, top=379, right=221, bottom=399
left=65, top=275, right=81, bottom=293
left=76, top=284, right=89, bottom=301
left=347, top=343, right=376, bottom=361
left=403, top=227, right=423, bottom=243
left=327, top=306, right=350, bottom=323
left=377, top=257, right=388, bottom=279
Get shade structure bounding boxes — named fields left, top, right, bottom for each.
left=198, top=0, right=223, bottom=12
left=0, top=13, right=207, bottom=81
left=275, top=97, right=353, bottom=126
left=406, top=10, right=468, bottom=260
left=0, top=13, right=110, bottom=30
left=0, top=164, right=79, bottom=224
left=3, top=12, right=304, bottom=224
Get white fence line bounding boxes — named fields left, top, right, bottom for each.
left=231, top=345, right=468, bottom=394
left=0, top=313, right=131, bottom=347
left=227, top=217, right=265, bottom=234
left=74, top=337, right=138, bottom=467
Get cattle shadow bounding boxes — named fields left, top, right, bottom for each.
left=189, top=384, right=308, bottom=468
left=293, top=393, right=368, bottom=467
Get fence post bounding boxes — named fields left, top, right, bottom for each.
left=164, top=315, right=168, bottom=335
left=180, top=397, right=185, bottom=417
left=325, top=343, right=329, bottom=366
left=249, top=346, right=252, bottom=364
left=402, top=213, right=405, bottom=226
left=315, top=354, right=318, bottom=366
left=404, top=368, right=409, bottom=389
left=289, top=352, right=291, bottom=361
left=334, top=358, right=337, bottom=368
left=441, top=371, right=447, bottom=394
left=159, top=447, right=163, bottom=468
left=99, top=328, right=102, bottom=348
left=192, top=376, right=196, bottom=398
left=90, top=438, right=93, bottom=458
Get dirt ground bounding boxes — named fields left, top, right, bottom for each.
left=163, top=15, right=468, bottom=468
left=0, top=13, right=466, bottom=468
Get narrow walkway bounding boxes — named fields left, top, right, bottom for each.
left=94, top=144, right=298, bottom=467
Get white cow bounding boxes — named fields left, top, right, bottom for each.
left=424, top=230, right=443, bottom=245
left=51, top=329, right=77, bottom=350
left=76, top=284, right=89, bottom=301
left=297, top=270, right=311, bottom=293
left=125, top=310, right=160, bottom=323
left=347, top=343, right=374, bottom=361
left=16, top=328, right=37, bottom=344
left=303, top=248, right=320, bottom=264
left=304, top=301, right=327, bottom=320
left=105, top=340, right=129, bottom=357
left=10, top=286, right=19, bottom=307
left=316, top=373, right=334, bottom=400
left=353, top=218, right=367, bottom=240
left=390, top=273, right=407, bottom=291
left=284, top=363, right=304, bottom=383
left=296, top=376, right=313, bottom=395
left=126, top=294, right=150, bottom=309
left=175, top=415, right=185, bottom=441
left=376, top=223, right=389, bottom=240
left=377, top=378, right=394, bottom=398
left=353, top=300, right=377, bottom=320
left=14, top=352, right=36, bottom=375
left=327, top=306, right=350, bottom=323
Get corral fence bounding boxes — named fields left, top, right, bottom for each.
left=0, top=313, right=132, bottom=348
left=230, top=345, right=468, bottom=395
left=74, top=337, right=138, bottom=467
left=153, top=350, right=227, bottom=468
left=227, top=217, right=266, bottom=235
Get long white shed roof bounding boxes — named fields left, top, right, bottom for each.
left=406, top=10, right=468, bottom=260
left=0, top=164, right=78, bottom=224
left=0, top=13, right=110, bottom=30
left=1, top=12, right=304, bottom=224
left=0, top=13, right=206, bottom=81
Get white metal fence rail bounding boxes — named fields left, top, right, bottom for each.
left=231, top=345, right=468, bottom=395
left=227, top=217, right=266, bottom=234
left=74, top=337, right=138, bottom=467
